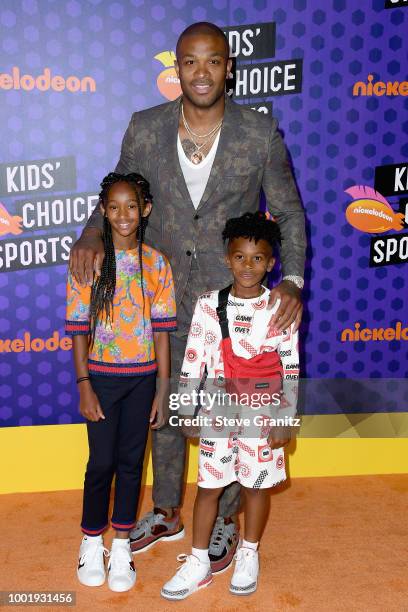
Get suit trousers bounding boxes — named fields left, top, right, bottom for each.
left=151, top=267, right=241, bottom=517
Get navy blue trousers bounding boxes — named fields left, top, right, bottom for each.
left=81, top=373, right=156, bottom=535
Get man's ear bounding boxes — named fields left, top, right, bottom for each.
left=226, top=58, right=233, bottom=77
left=266, top=256, right=275, bottom=273
left=174, top=60, right=179, bottom=78
left=225, top=253, right=232, bottom=269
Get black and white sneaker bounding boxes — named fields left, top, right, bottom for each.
left=77, top=535, right=108, bottom=587
left=107, top=538, right=136, bottom=592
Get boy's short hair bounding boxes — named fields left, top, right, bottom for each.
left=222, top=211, right=281, bottom=248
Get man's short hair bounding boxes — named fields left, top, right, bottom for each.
left=176, top=22, right=230, bottom=60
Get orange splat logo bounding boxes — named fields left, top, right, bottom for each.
left=345, top=185, right=405, bottom=234
left=154, top=51, right=181, bottom=101
left=0, top=203, right=23, bottom=236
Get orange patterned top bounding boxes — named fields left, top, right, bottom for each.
left=65, top=245, right=177, bottom=376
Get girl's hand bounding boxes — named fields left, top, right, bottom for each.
left=79, top=383, right=105, bottom=422
left=150, top=392, right=169, bottom=430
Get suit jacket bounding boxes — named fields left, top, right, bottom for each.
left=86, top=95, right=306, bottom=332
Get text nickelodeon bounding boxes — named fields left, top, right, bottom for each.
left=0, top=331, right=72, bottom=353
left=0, top=67, right=96, bottom=93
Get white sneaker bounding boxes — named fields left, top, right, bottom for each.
left=161, top=554, right=212, bottom=601
left=230, top=547, right=259, bottom=595
left=107, top=538, right=136, bottom=592
left=77, top=535, right=108, bottom=587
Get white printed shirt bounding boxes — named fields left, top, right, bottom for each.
left=180, top=287, right=299, bottom=414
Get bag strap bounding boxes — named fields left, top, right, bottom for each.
left=216, top=284, right=232, bottom=339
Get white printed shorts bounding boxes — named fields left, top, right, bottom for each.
left=197, top=433, right=286, bottom=489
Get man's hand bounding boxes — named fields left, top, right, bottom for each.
left=150, top=392, right=169, bottom=430
left=181, top=415, right=201, bottom=439
left=267, top=280, right=302, bottom=332
left=267, top=425, right=291, bottom=449
left=79, top=383, right=105, bottom=422
left=69, top=228, right=104, bottom=286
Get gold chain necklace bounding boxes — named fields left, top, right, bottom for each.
left=181, top=103, right=223, bottom=164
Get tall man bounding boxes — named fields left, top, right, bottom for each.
left=70, top=22, right=306, bottom=574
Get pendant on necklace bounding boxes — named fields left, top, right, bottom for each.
left=191, top=151, right=204, bottom=164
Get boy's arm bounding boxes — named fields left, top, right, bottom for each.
left=278, top=324, right=300, bottom=417
left=179, top=297, right=207, bottom=397
left=151, top=331, right=171, bottom=429
left=268, top=324, right=300, bottom=449
left=72, top=335, right=105, bottom=422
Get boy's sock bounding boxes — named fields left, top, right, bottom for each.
left=241, top=539, right=258, bottom=551
left=192, top=547, right=210, bottom=565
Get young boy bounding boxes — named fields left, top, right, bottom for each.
left=161, top=211, right=300, bottom=600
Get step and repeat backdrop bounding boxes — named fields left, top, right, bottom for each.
left=0, top=0, right=407, bottom=426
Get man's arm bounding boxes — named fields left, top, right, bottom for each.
left=262, top=117, right=306, bottom=278
left=262, top=118, right=307, bottom=331
left=69, top=113, right=138, bottom=284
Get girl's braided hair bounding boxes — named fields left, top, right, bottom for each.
left=88, top=172, right=152, bottom=348
left=222, top=211, right=281, bottom=247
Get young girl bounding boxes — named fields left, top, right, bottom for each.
left=161, top=211, right=299, bottom=600
left=65, top=172, right=177, bottom=592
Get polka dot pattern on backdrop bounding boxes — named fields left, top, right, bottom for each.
left=0, top=0, right=407, bottom=426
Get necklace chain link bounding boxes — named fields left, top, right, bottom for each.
left=181, top=102, right=223, bottom=164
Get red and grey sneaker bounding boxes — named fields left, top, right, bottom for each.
left=209, top=517, right=239, bottom=574
left=129, top=507, right=185, bottom=554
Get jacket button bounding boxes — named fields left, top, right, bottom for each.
left=194, top=214, right=200, bottom=220
left=186, top=250, right=192, bottom=256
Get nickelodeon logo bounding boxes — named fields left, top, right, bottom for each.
left=353, top=74, right=408, bottom=97
left=341, top=322, right=408, bottom=342
left=154, top=51, right=181, bottom=101
left=345, top=186, right=404, bottom=233
left=0, top=67, right=96, bottom=93
left=0, top=331, right=72, bottom=353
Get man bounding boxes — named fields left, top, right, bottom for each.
left=70, top=22, right=306, bottom=575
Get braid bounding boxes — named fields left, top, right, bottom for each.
left=88, top=171, right=152, bottom=348
left=137, top=198, right=147, bottom=331
left=222, top=211, right=281, bottom=247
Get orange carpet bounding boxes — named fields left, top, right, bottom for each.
left=1, top=475, right=407, bottom=611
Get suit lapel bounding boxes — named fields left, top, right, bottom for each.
left=157, top=97, right=194, bottom=209
left=197, top=96, right=240, bottom=211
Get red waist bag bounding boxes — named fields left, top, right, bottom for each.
left=216, top=285, right=283, bottom=405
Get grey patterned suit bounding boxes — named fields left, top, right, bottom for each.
left=85, top=94, right=306, bottom=515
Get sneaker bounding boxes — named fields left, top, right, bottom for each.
left=208, top=517, right=239, bottom=574
left=107, top=538, right=136, bottom=593
left=77, top=535, right=108, bottom=587
left=129, top=507, right=185, bottom=554
left=229, top=547, right=259, bottom=595
left=161, top=554, right=212, bottom=601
